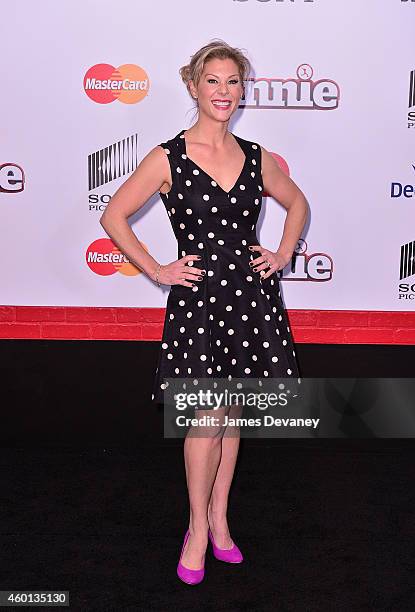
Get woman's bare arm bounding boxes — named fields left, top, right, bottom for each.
left=260, top=145, right=309, bottom=260
left=99, top=145, right=204, bottom=286
left=99, top=145, right=170, bottom=281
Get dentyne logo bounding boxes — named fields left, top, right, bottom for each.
left=390, top=164, right=415, bottom=199
left=86, top=238, right=147, bottom=276
left=83, top=63, right=150, bottom=104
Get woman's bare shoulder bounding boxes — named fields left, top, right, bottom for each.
left=257, top=143, right=282, bottom=167
left=233, top=132, right=261, bottom=149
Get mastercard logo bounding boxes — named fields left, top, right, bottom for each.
left=83, top=63, right=150, bottom=104
left=262, top=152, right=290, bottom=198
left=86, top=238, right=148, bottom=276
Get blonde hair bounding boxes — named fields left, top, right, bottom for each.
left=179, top=39, right=251, bottom=99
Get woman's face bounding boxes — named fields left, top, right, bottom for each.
left=189, top=58, right=243, bottom=123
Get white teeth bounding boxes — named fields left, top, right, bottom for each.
left=212, top=101, right=231, bottom=107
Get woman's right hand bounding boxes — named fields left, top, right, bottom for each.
left=153, top=254, right=206, bottom=288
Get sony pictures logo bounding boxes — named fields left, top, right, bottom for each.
left=398, top=239, right=415, bottom=300
left=88, top=134, right=139, bottom=212
left=408, top=70, right=415, bottom=129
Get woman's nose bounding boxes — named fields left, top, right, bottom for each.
left=217, top=83, right=229, bottom=95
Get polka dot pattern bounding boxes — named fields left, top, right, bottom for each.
left=151, top=129, right=301, bottom=403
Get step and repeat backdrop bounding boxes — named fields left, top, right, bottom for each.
left=1, top=0, right=414, bottom=310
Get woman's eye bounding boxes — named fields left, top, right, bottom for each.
left=207, top=79, right=239, bottom=85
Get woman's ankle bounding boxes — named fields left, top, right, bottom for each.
left=208, top=503, right=227, bottom=521
left=208, top=511, right=229, bottom=535
left=188, top=519, right=209, bottom=538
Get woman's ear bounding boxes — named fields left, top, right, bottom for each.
left=188, top=79, right=197, bottom=99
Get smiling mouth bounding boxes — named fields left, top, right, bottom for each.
left=211, top=100, right=232, bottom=109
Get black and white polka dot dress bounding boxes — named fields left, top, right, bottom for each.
left=151, top=129, right=301, bottom=404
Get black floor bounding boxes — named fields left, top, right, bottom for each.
left=1, top=443, right=414, bottom=611
left=0, top=341, right=414, bottom=610
left=1, top=340, right=414, bottom=446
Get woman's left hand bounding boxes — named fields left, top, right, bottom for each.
left=248, top=245, right=292, bottom=280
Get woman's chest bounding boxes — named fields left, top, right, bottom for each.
left=184, top=149, right=246, bottom=194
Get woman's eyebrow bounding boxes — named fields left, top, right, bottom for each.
left=205, top=73, right=239, bottom=78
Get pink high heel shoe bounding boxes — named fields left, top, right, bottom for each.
left=177, top=530, right=205, bottom=585
left=208, top=528, right=243, bottom=563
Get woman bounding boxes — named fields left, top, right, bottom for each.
left=100, top=39, right=308, bottom=585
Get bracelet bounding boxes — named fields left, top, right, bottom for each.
left=155, top=263, right=163, bottom=287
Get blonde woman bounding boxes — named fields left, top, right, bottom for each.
left=100, top=39, right=308, bottom=585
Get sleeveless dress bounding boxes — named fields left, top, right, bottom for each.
left=151, top=129, right=301, bottom=405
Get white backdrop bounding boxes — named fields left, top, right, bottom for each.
left=1, top=0, right=414, bottom=310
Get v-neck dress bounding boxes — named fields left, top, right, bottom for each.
left=151, top=128, right=301, bottom=404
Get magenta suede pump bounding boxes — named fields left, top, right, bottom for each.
left=208, top=528, right=243, bottom=563
left=177, top=530, right=205, bottom=585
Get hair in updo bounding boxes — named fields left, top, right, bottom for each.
left=179, top=39, right=251, bottom=99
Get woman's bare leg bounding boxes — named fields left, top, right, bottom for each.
left=208, top=403, right=242, bottom=548
left=180, top=406, right=228, bottom=570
